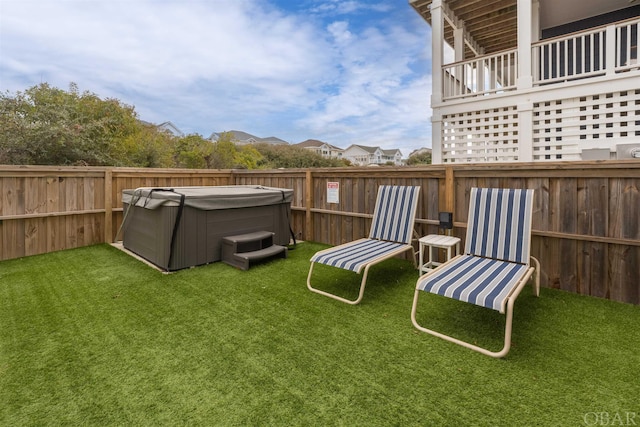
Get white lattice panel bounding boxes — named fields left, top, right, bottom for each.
left=442, top=106, right=519, bottom=163
left=533, top=90, right=640, bottom=160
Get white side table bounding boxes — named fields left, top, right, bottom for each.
left=418, top=234, right=461, bottom=274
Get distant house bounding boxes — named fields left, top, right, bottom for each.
left=260, top=136, right=289, bottom=145
left=208, top=130, right=289, bottom=145
left=139, top=120, right=184, bottom=137
left=156, top=121, right=184, bottom=137
left=409, top=147, right=432, bottom=158
left=342, top=144, right=404, bottom=166
left=295, top=139, right=344, bottom=159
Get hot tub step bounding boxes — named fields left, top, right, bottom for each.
left=229, top=245, right=287, bottom=270
left=222, top=231, right=288, bottom=270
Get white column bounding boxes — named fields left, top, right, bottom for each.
left=431, top=114, right=443, bottom=164
left=431, top=0, right=444, bottom=105
left=454, top=26, right=464, bottom=62
left=532, top=0, right=540, bottom=43
left=530, top=0, right=540, bottom=83
left=517, top=0, right=533, bottom=89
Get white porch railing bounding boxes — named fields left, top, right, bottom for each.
left=532, top=18, right=639, bottom=83
left=441, top=17, right=640, bottom=101
left=442, top=50, right=518, bottom=100
left=616, top=19, right=639, bottom=71
left=532, top=26, right=607, bottom=84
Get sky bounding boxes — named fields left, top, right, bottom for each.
left=0, top=0, right=433, bottom=157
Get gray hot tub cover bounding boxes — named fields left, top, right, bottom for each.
left=122, top=185, right=293, bottom=210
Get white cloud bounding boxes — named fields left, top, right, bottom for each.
left=309, top=0, right=392, bottom=16
left=297, top=16, right=431, bottom=152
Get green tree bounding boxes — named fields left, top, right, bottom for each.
left=118, top=124, right=174, bottom=168
left=0, top=82, right=175, bottom=167
left=208, top=132, right=264, bottom=169
left=233, top=144, right=262, bottom=169
left=0, top=83, right=144, bottom=165
left=173, top=134, right=214, bottom=169
left=406, top=150, right=432, bottom=165
left=209, top=132, right=238, bottom=169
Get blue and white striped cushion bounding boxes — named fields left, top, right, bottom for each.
left=465, top=188, right=534, bottom=264
left=310, top=185, right=419, bottom=274
left=416, top=255, right=528, bottom=312
left=369, top=185, right=420, bottom=244
left=311, top=239, right=407, bottom=274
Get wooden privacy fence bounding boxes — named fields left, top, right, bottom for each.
left=0, top=162, right=638, bottom=305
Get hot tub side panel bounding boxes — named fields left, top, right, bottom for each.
left=168, top=203, right=291, bottom=271
left=198, top=203, right=292, bottom=267
left=122, top=202, right=176, bottom=270
left=123, top=201, right=292, bottom=271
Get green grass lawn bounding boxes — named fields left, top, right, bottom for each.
left=1, top=242, right=638, bottom=426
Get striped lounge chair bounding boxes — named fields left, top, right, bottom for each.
left=411, top=187, right=540, bottom=358
left=307, top=185, right=420, bottom=304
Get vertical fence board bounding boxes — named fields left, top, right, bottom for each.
left=577, top=178, right=608, bottom=297
left=354, top=178, right=366, bottom=239
left=529, top=177, right=549, bottom=287
left=548, top=177, right=578, bottom=292
left=343, top=177, right=354, bottom=242
left=2, top=178, right=25, bottom=259
left=609, top=178, right=640, bottom=303
left=47, top=177, right=61, bottom=253
left=24, top=177, right=42, bottom=256
left=65, top=177, right=79, bottom=249
left=83, top=177, right=93, bottom=246
left=425, top=178, right=440, bottom=233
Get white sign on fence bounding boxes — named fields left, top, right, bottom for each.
left=327, top=181, right=339, bottom=204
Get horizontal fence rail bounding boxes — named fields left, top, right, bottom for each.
left=0, top=163, right=638, bottom=305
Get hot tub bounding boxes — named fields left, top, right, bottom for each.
left=121, top=185, right=293, bottom=271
